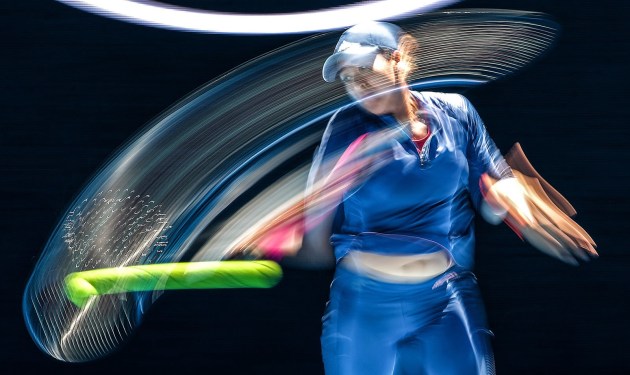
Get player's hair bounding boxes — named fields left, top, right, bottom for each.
left=396, top=33, right=421, bottom=124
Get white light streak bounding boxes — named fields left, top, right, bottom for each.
left=56, top=0, right=458, bottom=34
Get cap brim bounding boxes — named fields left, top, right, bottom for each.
left=322, top=46, right=380, bottom=82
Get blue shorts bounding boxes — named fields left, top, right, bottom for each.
left=321, top=265, right=495, bottom=375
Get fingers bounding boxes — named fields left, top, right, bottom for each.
left=504, top=143, right=577, bottom=216
left=514, top=171, right=598, bottom=258
left=486, top=171, right=599, bottom=265
left=519, top=224, right=579, bottom=266
left=482, top=166, right=599, bottom=265
left=510, top=205, right=596, bottom=265
left=525, top=194, right=589, bottom=262
left=538, top=222, right=590, bottom=262
left=532, top=203, right=597, bottom=260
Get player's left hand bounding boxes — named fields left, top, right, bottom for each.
left=481, top=172, right=598, bottom=266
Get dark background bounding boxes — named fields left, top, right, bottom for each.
left=2, top=0, right=629, bottom=373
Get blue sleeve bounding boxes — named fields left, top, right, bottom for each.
left=295, top=108, right=365, bottom=268
left=306, top=108, right=368, bottom=191
left=459, top=95, right=513, bottom=210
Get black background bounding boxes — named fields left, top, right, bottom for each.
left=2, top=0, right=629, bottom=373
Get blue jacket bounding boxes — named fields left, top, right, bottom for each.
left=307, top=92, right=512, bottom=270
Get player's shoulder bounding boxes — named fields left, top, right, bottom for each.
left=326, top=103, right=376, bottom=135
left=329, top=102, right=367, bottom=123
left=414, top=91, right=468, bottom=111
left=320, top=104, right=371, bottom=154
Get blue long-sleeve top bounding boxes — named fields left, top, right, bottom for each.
left=307, top=92, right=512, bottom=270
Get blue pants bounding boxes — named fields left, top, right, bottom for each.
left=321, top=266, right=495, bottom=375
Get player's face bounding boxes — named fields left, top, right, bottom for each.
left=339, top=53, right=402, bottom=115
